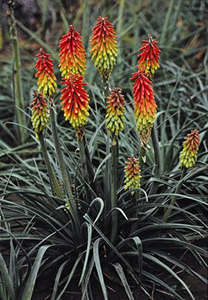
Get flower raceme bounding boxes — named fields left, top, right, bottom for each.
left=35, top=48, right=57, bottom=97
left=124, top=157, right=141, bottom=195
left=90, top=16, right=118, bottom=81
left=179, top=130, right=200, bottom=168
left=31, top=90, right=49, bottom=136
left=138, top=35, right=161, bottom=78
left=131, top=69, right=157, bottom=146
left=59, top=25, right=86, bottom=78
left=60, top=74, right=90, bottom=132
left=105, top=87, right=125, bottom=141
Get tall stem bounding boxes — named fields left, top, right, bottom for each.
left=83, top=135, right=103, bottom=197
left=150, top=124, right=161, bottom=194
left=110, top=140, right=118, bottom=244
left=163, top=168, right=187, bottom=222
left=39, top=132, right=63, bottom=200
left=50, top=109, right=76, bottom=211
left=78, top=137, right=90, bottom=189
left=8, top=0, right=26, bottom=143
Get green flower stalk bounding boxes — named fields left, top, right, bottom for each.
left=163, top=129, right=200, bottom=222
left=31, top=90, right=62, bottom=199
left=35, top=48, right=75, bottom=210
left=124, top=157, right=141, bottom=195
left=105, top=87, right=125, bottom=244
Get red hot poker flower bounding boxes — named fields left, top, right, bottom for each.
left=60, top=74, right=90, bottom=132
left=124, top=157, right=141, bottom=195
left=105, top=87, right=125, bottom=141
left=90, top=16, right=118, bottom=81
left=131, top=68, right=157, bottom=146
left=31, top=90, right=49, bottom=136
left=179, top=130, right=200, bottom=168
left=59, top=25, right=86, bottom=78
left=138, top=35, right=161, bottom=78
left=35, top=48, right=57, bottom=97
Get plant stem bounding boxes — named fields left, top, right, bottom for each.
left=83, top=135, right=103, bottom=197
left=163, top=167, right=187, bottom=222
left=50, top=109, right=76, bottom=211
left=82, top=0, right=88, bottom=48
left=78, top=137, right=90, bottom=188
left=138, top=146, right=145, bottom=171
left=8, top=0, right=26, bottom=144
left=150, top=124, right=161, bottom=194
left=39, top=132, right=63, bottom=200
left=110, top=140, right=118, bottom=244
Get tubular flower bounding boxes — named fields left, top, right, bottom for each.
left=31, top=90, right=49, bottom=135
left=105, top=87, right=125, bottom=141
left=35, top=48, right=57, bottom=97
left=59, top=25, right=86, bottom=78
left=131, top=69, right=157, bottom=146
left=90, top=16, right=118, bottom=81
left=124, top=157, right=141, bottom=195
left=60, top=74, right=90, bottom=132
left=138, top=35, right=161, bottom=78
left=179, top=130, right=200, bottom=168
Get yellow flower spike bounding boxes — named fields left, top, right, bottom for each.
left=90, top=16, right=118, bottom=81
left=59, top=25, right=86, bottom=78
left=35, top=48, right=57, bottom=97
left=105, top=87, right=125, bottom=141
left=124, top=157, right=141, bottom=195
left=31, top=90, right=49, bottom=136
left=179, top=130, right=200, bottom=168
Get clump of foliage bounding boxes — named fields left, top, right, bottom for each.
left=0, top=1, right=207, bottom=300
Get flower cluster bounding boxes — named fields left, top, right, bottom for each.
left=59, top=25, right=86, bottom=78
left=105, top=87, right=125, bottom=141
left=60, top=74, right=90, bottom=131
left=131, top=69, right=157, bottom=146
left=90, top=16, right=117, bottom=81
left=124, top=157, right=141, bottom=195
left=179, top=130, right=200, bottom=168
left=35, top=48, right=57, bottom=97
left=31, top=90, right=49, bottom=136
left=138, top=35, right=161, bottom=78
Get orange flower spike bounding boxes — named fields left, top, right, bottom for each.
left=31, top=90, right=49, bottom=136
left=105, top=87, right=125, bottom=141
left=60, top=74, right=90, bottom=130
left=59, top=25, right=86, bottom=78
left=124, top=157, right=141, bottom=195
left=90, top=16, right=118, bottom=81
left=35, top=48, right=57, bottom=97
left=131, top=69, right=157, bottom=146
left=179, top=130, right=200, bottom=168
left=138, top=35, right=161, bottom=78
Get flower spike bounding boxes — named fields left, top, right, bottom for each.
left=60, top=74, right=90, bottom=136
left=90, top=16, right=118, bottom=81
left=31, top=90, right=49, bottom=136
left=35, top=48, right=57, bottom=97
left=59, top=25, right=86, bottom=78
left=179, top=130, right=200, bottom=168
left=105, top=87, right=125, bottom=141
left=124, top=157, right=141, bottom=195
left=138, top=35, right=161, bottom=78
left=131, top=68, right=157, bottom=146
